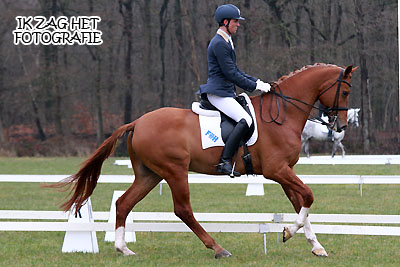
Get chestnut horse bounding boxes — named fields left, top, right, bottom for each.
left=51, top=63, right=356, bottom=258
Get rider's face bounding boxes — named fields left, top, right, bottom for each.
left=225, top=19, right=240, bottom=35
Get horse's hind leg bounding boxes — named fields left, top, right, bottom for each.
left=166, top=173, right=231, bottom=259
left=281, top=185, right=328, bottom=257
left=114, top=161, right=162, bottom=256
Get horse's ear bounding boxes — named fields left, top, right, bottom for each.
left=344, top=65, right=359, bottom=78
left=343, top=65, right=353, bottom=78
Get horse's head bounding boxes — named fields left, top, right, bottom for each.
left=348, top=108, right=360, bottom=127
left=317, top=65, right=358, bottom=132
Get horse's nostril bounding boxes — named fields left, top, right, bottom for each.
left=340, top=125, right=347, bottom=132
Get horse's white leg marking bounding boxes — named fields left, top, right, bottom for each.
left=115, top=226, right=135, bottom=256
left=286, top=207, right=309, bottom=236
left=331, top=140, right=339, bottom=158
left=303, top=218, right=328, bottom=256
left=339, top=141, right=345, bottom=157
left=304, top=140, right=310, bottom=158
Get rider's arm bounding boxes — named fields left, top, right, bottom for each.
left=237, top=67, right=257, bottom=82
left=213, top=41, right=257, bottom=92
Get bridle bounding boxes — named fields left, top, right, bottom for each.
left=260, top=68, right=352, bottom=129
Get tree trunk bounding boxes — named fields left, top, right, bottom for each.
left=180, top=0, right=201, bottom=96
left=159, top=0, right=170, bottom=107
left=174, top=0, right=185, bottom=98
left=0, top=115, right=4, bottom=143
left=52, top=52, right=63, bottom=136
left=143, top=0, right=153, bottom=100
left=95, top=56, right=104, bottom=146
left=16, top=46, right=46, bottom=141
left=264, top=0, right=291, bottom=47
left=119, top=0, right=134, bottom=124
left=305, top=5, right=316, bottom=62
left=354, top=0, right=371, bottom=152
left=0, top=41, right=5, bottom=143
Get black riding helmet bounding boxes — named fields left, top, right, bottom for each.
left=215, top=4, right=245, bottom=34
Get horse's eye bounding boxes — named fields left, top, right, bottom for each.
left=342, top=91, right=349, bottom=96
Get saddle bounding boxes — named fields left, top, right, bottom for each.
left=199, top=94, right=255, bottom=144
left=192, top=93, right=257, bottom=175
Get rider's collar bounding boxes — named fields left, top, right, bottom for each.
left=217, top=29, right=230, bottom=43
left=217, top=29, right=234, bottom=50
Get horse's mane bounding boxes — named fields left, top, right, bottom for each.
left=277, top=63, right=339, bottom=83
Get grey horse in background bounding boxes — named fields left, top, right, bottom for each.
left=301, top=108, right=360, bottom=158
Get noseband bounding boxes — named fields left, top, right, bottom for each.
left=260, top=68, right=352, bottom=129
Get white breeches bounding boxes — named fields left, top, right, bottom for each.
left=207, top=94, right=252, bottom=127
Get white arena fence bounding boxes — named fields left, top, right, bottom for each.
left=115, top=154, right=400, bottom=167
left=1, top=166, right=399, bottom=253
left=1, top=174, right=399, bottom=197
left=1, top=207, right=400, bottom=255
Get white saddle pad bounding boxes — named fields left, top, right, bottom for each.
left=192, top=93, right=258, bottom=149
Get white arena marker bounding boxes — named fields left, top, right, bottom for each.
left=62, top=198, right=99, bottom=253
left=246, top=183, right=264, bottom=196
left=105, top=190, right=136, bottom=242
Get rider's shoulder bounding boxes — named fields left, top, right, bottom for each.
left=210, top=35, right=230, bottom=50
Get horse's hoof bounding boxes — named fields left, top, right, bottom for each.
left=215, top=249, right=232, bottom=259
left=116, top=246, right=136, bottom=256
left=312, top=248, right=328, bottom=257
left=282, top=227, right=292, bottom=243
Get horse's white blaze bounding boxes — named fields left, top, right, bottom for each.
left=115, top=226, right=135, bottom=256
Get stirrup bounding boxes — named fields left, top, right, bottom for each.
left=216, top=161, right=241, bottom=178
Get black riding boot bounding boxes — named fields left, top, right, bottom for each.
left=217, top=119, right=250, bottom=177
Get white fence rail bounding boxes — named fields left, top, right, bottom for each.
left=114, top=155, right=400, bottom=167
left=1, top=210, right=399, bottom=235
left=2, top=210, right=399, bottom=225
left=1, top=209, right=400, bottom=254
left=1, top=174, right=399, bottom=197
left=1, top=174, right=399, bottom=184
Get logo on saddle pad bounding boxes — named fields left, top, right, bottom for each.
left=192, top=93, right=258, bottom=149
left=205, top=130, right=219, bottom=143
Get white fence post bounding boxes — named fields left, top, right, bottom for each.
left=104, top=190, right=136, bottom=243
left=62, top=198, right=99, bottom=253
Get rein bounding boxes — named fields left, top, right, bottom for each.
left=260, top=69, right=351, bottom=128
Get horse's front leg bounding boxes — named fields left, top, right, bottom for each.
left=269, top=166, right=313, bottom=239
left=283, top=207, right=309, bottom=241
left=338, top=141, right=345, bottom=157
left=303, top=218, right=328, bottom=256
left=303, top=139, right=311, bottom=158
left=280, top=183, right=328, bottom=256
left=331, top=138, right=341, bottom=158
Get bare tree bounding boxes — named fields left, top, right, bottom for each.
left=354, top=0, right=371, bottom=152
left=119, top=0, right=134, bottom=124
left=159, top=0, right=170, bottom=107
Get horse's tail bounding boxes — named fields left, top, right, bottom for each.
left=47, top=121, right=136, bottom=214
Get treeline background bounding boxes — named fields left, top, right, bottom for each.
left=0, top=0, right=398, bottom=156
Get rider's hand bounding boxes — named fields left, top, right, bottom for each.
left=256, top=79, right=271, bottom=94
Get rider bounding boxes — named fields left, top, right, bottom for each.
left=198, top=4, right=271, bottom=176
